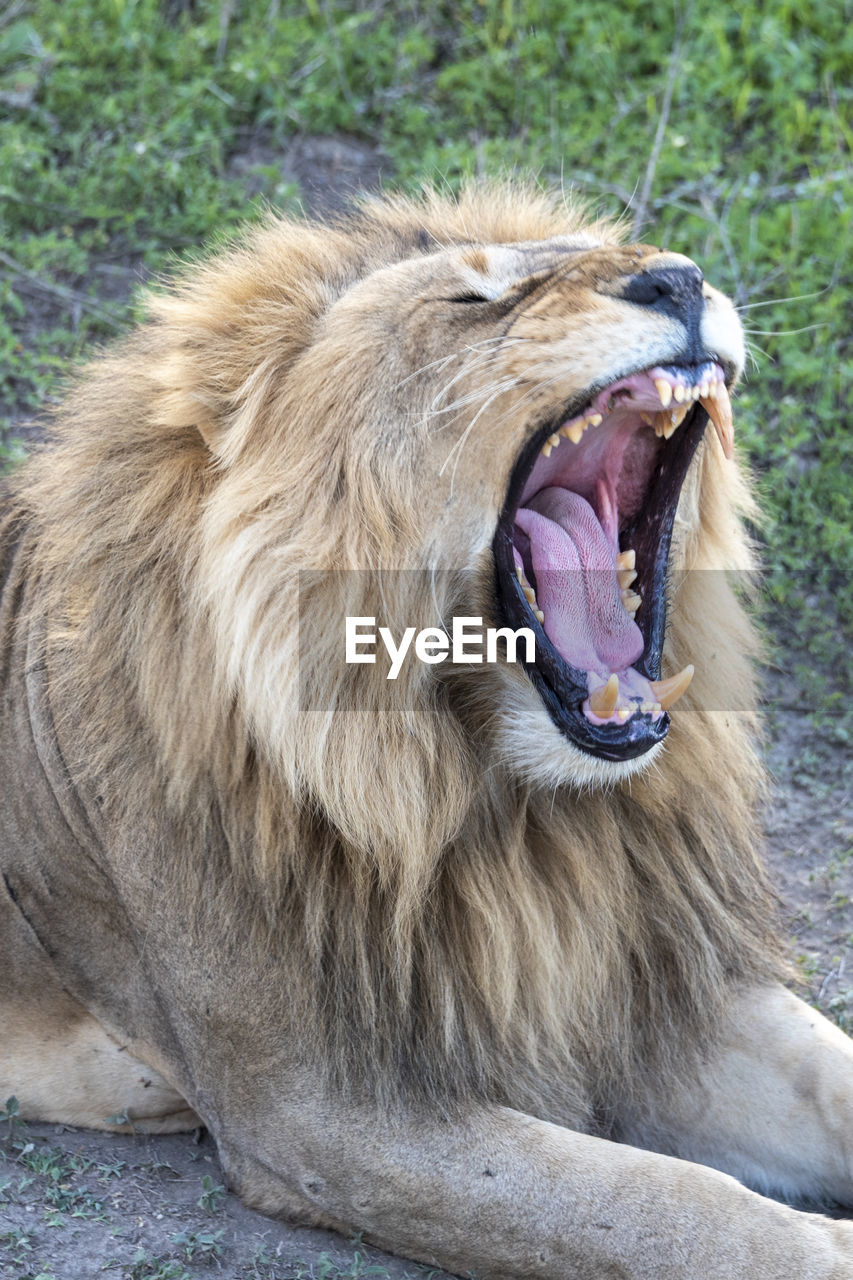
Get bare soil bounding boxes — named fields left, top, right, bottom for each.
left=1, top=136, right=850, bottom=1280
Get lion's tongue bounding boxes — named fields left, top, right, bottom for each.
left=514, top=488, right=643, bottom=676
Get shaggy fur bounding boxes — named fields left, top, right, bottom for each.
left=2, top=183, right=785, bottom=1130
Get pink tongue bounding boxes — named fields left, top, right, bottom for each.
left=515, top=488, right=643, bottom=675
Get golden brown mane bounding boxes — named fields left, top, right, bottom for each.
left=6, top=182, right=783, bottom=1124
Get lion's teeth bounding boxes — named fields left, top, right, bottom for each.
left=565, top=421, right=586, bottom=444
left=534, top=607, right=545, bottom=624
left=673, top=384, right=687, bottom=404
left=691, top=384, right=701, bottom=400
left=621, top=589, right=641, bottom=615
left=617, top=567, right=637, bottom=589
left=707, top=381, right=718, bottom=399
left=588, top=673, right=619, bottom=718
left=650, top=664, right=694, bottom=710
left=699, top=383, right=734, bottom=459
left=586, top=412, right=602, bottom=427
left=541, top=442, right=553, bottom=457
left=616, top=549, right=636, bottom=571
left=523, top=585, right=536, bottom=604
left=640, top=700, right=654, bottom=715
left=700, top=380, right=710, bottom=398
left=548, top=432, right=561, bottom=448
left=654, top=378, right=672, bottom=408
left=641, top=412, right=654, bottom=427
left=616, top=705, right=631, bottom=722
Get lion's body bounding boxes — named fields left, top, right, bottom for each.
left=1, top=186, right=851, bottom=1278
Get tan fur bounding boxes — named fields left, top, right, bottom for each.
left=1, top=182, right=851, bottom=1277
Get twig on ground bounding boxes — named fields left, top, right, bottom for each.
left=0, top=250, right=126, bottom=327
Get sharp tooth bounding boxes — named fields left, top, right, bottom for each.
left=541, top=442, right=553, bottom=457
left=534, top=607, right=545, bottom=624
left=617, top=568, right=637, bottom=589
left=566, top=421, right=586, bottom=444
left=588, top=673, right=619, bottom=719
left=523, top=585, right=536, bottom=604
left=653, top=411, right=668, bottom=438
left=662, top=408, right=688, bottom=439
left=616, top=548, right=636, bottom=570
left=699, top=384, right=734, bottom=459
left=650, top=664, right=694, bottom=711
left=548, top=432, right=561, bottom=448
left=585, top=413, right=602, bottom=427
left=673, top=384, right=687, bottom=404
left=640, top=412, right=654, bottom=426
left=654, top=378, right=672, bottom=408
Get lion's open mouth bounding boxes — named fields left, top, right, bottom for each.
left=494, top=361, right=734, bottom=762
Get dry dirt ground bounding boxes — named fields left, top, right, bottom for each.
left=1, top=135, right=851, bottom=1280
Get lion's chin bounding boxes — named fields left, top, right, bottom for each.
left=495, top=677, right=666, bottom=791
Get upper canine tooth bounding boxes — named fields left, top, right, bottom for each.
left=650, top=664, right=694, bottom=711
left=588, top=673, right=619, bottom=719
left=654, top=378, right=673, bottom=408
left=699, top=383, right=734, bottom=459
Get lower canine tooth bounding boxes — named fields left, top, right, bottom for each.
left=650, top=664, right=694, bottom=711
left=588, top=673, right=619, bottom=718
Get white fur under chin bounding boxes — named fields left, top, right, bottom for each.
left=496, top=678, right=666, bottom=791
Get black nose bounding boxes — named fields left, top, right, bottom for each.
left=622, top=264, right=705, bottom=329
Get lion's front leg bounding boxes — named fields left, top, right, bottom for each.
left=214, top=1093, right=853, bottom=1280
left=618, top=983, right=853, bottom=1209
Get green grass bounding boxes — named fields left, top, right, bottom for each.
left=1, top=0, right=851, bottom=716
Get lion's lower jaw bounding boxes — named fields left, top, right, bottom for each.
left=495, top=680, right=666, bottom=789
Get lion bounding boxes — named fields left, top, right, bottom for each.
left=1, top=183, right=851, bottom=1279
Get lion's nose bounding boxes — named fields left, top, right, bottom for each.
left=622, top=264, right=705, bottom=329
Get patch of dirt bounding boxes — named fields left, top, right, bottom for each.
left=228, top=130, right=391, bottom=215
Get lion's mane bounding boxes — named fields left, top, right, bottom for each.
left=5, top=183, right=782, bottom=1129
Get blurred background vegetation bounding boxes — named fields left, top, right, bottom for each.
left=0, top=0, right=851, bottom=724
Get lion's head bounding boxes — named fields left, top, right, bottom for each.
left=133, top=184, right=750, bottom=804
